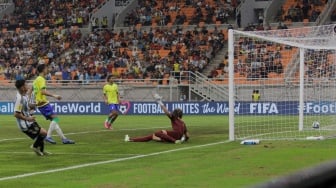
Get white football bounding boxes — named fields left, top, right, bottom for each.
left=312, top=121, right=320, bottom=129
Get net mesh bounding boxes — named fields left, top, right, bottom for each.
left=234, top=24, right=336, bottom=49
left=230, top=24, right=336, bottom=140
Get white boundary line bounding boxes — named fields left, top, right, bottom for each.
left=0, top=152, right=140, bottom=156
left=0, top=126, right=171, bottom=142
left=0, top=140, right=231, bottom=182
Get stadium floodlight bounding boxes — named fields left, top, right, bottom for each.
left=228, top=24, right=336, bottom=141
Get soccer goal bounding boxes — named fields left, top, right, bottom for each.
left=228, top=24, right=336, bottom=141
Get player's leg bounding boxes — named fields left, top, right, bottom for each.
left=32, top=125, right=47, bottom=154
left=109, top=109, right=119, bottom=124
left=109, top=104, right=119, bottom=124
left=165, top=130, right=184, bottom=144
left=38, top=104, right=57, bottom=144
left=40, top=104, right=75, bottom=144
left=152, top=133, right=162, bottom=141
left=38, top=127, right=47, bottom=153
left=105, top=114, right=113, bottom=129
left=105, top=104, right=113, bottom=129
left=24, top=123, right=44, bottom=156
left=50, top=114, right=75, bottom=144
left=127, top=134, right=154, bottom=142
left=105, top=104, right=119, bottom=129
left=37, top=125, right=53, bottom=155
left=154, top=130, right=179, bottom=143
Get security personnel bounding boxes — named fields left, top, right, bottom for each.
left=252, top=90, right=260, bottom=101
left=101, top=16, right=108, bottom=28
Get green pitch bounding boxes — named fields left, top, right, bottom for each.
left=1, top=115, right=336, bottom=188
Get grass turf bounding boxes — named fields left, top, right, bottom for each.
left=0, top=115, right=336, bottom=188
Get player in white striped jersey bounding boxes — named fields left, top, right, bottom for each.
left=14, top=79, right=49, bottom=156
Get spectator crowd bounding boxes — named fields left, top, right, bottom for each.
left=0, top=23, right=226, bottom=84
left=1, top=0, right=334, bottom=84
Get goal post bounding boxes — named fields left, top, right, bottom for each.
left=228, top=24, right=336, bottom=141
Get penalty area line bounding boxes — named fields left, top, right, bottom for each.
left=0, top=140, right=231, bottom=182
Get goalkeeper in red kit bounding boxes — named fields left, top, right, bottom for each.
left=124, top=94, right=189, bottom=144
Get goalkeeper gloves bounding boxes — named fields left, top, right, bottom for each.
left=153, top=93, right=163, bottom=106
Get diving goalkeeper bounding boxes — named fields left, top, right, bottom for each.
left=124, top=94, right=189, bottom=144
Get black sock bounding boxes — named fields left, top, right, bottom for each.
left=33, top=135, right=45, bottom=151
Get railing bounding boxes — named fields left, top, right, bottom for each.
left=183, top=71, right=229, bottom=101
left=1, top=70, right=229, bottom=101
left=112, top=23, right=231, bottom=33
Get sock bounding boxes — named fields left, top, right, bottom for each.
left=108, top=115, right=118, bottom=124
left=154, top=132, right=176, bottom=143
left=38, top=135, right=45, bottom=152
left=52, top=121, right=66, bottom=140
left=39, top=140, right=44, bottom=152
left=33, top=134, right=45, bottom=151
left=47, top=121, right=56, bottom=138
left=131, top=135, right=153, bottom=142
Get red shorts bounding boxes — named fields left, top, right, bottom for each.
left=166, top=130, right=183, bottom=140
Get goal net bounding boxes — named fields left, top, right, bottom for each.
left=228, top=24, right=336, bottom=141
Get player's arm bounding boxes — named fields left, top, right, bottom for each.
left=117, top=91, right=121, bottom=103
left=116, top=85, right=121, bottom=103
left=103, top=86, right=108, bottom=104
left=28, top=103, right=36, bottom=110
left=103, top=93, right=108, bottom=104
left=40, top=89, right=61, bottom=100
left=38, top=79, right=61, bottom=100
left=184, top=124, right=190, bottom=141
left=26, top=85, right=36, bottom=109
left=27, top=85, right=33, bottom=101
left=14, top=111, right=35, bottom=122
left=158, top=102, right=170, bottom=117
left=154, top=94, right=171, bottom=117
left=185, top=132, right=190, bottom=141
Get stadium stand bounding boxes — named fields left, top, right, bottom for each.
left=123, top=0, right=236, bottom=27
left=0, top=0, right=237, bottom=85
left=64, top=25, right=226, bottom=84
left=281, top=0, right=327, bottom=23
left=0, top=25, right=227, bottom=85
left=0, top=0, right=333, bottom=86
left=0, top=0, right=105, bottom=31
